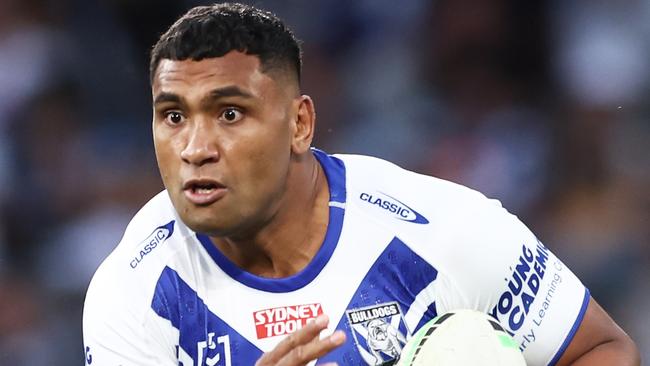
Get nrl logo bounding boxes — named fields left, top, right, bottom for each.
left=346, top=301, right=410, bottom=366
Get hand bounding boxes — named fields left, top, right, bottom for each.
left=255, top=314, right=346, bottom=366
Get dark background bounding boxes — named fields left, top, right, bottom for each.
left=0, top=0, right=648, bottom=364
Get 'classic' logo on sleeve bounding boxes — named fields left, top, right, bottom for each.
left=359, top=192, right=429, bottom=224
left=129, top=220, right=175, bottom=269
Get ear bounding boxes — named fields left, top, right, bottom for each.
left=290, top=95, right=316, bottom=155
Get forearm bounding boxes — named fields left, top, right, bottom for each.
left=565, top=338, right=640, bottom=366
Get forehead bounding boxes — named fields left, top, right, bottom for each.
left=152, top=51, right=273, bottom=97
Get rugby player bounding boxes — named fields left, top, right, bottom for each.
left=83, top=3, right=640, bottom=365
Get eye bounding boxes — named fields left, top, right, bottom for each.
left=220, top=107, right=243, bottom=123
left=164, top=111, right=185, bottom=125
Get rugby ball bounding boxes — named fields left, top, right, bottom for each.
left=396, top=309, right=526, bottom=366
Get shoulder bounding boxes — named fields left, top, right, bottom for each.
left=334, top=152, right=532, bottom=303
left=83, top=191, right=190, bottom=363
left=334, top=152, right=500, bottom=230
left=84, top=190, right=191, bottom=320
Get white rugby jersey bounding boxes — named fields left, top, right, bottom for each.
left=83, top=149, right=589, bottom=366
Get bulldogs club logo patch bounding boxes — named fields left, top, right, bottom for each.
left=346, top=302, right=410, bottom=365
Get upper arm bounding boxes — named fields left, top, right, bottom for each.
left=556, top=297, right=640, bottom=366
left=431, top=198, right=592, bottom=366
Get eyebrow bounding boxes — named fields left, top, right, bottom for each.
left=153, top=92, right=183, bottom=106
left=198, top=86, right=256, bottom=110
left=207, top=86, right=255, bottom=100
left=153, top=86, right=255, bottom=108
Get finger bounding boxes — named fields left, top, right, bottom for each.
left=276, top=330, right=346, bottom=366
left=256, top=314, right=330, bottom=365
left=268, top=314, right=329, bottom=361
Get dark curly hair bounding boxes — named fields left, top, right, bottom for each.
left=149, top=3, right=302, bottom=85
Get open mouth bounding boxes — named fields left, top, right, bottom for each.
left=182, top=179, right=226, bottom=205
left=190, top=182, right=220, bottom=194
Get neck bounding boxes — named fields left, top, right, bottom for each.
left=209, top=152, right=330, bottom=278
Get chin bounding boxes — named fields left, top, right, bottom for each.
left=183, top=217, right=228, bottom=236
left=174, top=200, right=263, bottom=238
left=172, top=200, right=225, bottom=235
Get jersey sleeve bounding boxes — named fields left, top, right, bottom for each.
left=83, top=257, right=177, bottom=365
left=434, top=198, right=589, bottom=366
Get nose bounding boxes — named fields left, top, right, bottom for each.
left=180, top=120, right=219, bottom=166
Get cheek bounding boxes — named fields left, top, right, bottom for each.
left=153, top=130, right=181, bottom=183
left=230, top=127, right=291, bottom=192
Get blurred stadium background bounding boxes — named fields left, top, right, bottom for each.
left=0, top=0, right=648, bottom=364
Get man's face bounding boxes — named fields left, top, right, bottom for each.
left=151, top=52, right=298, bottom=236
